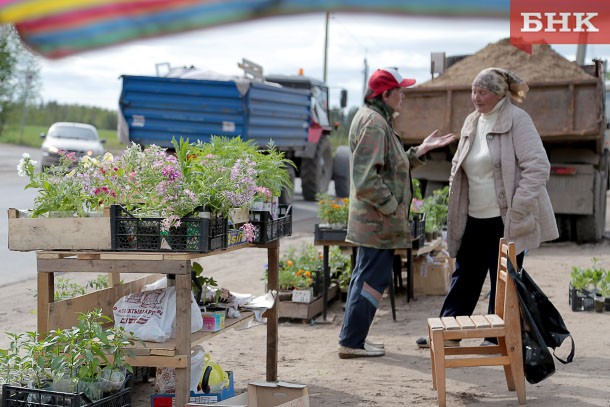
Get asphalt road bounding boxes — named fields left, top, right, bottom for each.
left=0, top=143, right=323, bottom=286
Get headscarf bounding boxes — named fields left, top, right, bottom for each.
left=472, top=67, right=529, bottom=103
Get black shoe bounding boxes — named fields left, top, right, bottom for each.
left=416, top=336, right=461, bottom=349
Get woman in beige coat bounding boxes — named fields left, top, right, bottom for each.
left=418, top=67, right=558, bottom=348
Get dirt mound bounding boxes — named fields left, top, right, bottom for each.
left=420, top=38, right=591, bottom=87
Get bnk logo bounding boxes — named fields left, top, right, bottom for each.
left=510, top=0, right=610, bottom=53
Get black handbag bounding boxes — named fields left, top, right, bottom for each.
left=508, top=260, right=575, bottom=384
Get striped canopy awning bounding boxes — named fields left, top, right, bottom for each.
left=1, top=0, right=509, bottom=59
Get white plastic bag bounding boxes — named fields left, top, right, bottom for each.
left=154, top=345, right=206, bottom=394
left=113, top=286, right=203, bottom=343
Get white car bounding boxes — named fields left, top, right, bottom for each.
left=40, top=122, right=106, bottom=169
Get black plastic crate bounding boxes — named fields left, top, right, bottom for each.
left=569, top=284, right=595, bottom=312
left=314, top=224, right=347, bottom=242
left=1, top=380, right=131, bottom=407
left=249, top=205, right=292, bottom=244
left=110, top=205, right=228, bottom=253
left=410, top=212, right=426, bottom=249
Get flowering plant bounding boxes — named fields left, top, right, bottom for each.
left=173, top=136, right=294, bottom=218
left=17, top=138, right=295, bottom=241
left=263, top=243, right=350, bottom=291
left=316, top=193, right=349, bottom=226
left=18, top=152, right=94, bottom=217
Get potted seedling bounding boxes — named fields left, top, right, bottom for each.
left=99, top=324, right=134, bottom=394
left=597, top=274, right=610, bottom=313
left=569, top=265, right=593, bottom=311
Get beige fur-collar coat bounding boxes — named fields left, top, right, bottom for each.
left=446, top=99, right=559, bottom=256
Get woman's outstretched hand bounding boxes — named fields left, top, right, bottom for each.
left=416, top=129, right=457, bottom=158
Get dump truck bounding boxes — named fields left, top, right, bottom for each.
left=118, top=60, right=349, bottom=203
left=395, top=40, right=609, bottom=242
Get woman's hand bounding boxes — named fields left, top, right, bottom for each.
left=416, top=129, right=457, bottom=158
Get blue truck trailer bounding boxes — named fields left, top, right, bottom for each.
left=118, top=66, right=348, bottom=202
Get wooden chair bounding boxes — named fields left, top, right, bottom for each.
left=427, top=238, right=526, bottom=407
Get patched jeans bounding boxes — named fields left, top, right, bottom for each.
left=339, top=246, right=394, bottom=349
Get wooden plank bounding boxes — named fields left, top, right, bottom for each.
left=174, top=272, right=191, bottom=407
left=440, top=316, right=460, bottom=330
left=471, top=315, right=492, bottom=328
left=8, top=216, right=111, bottom=251
left=99, top=253, right=166, bottom=261
left=446, top=355, right=509, bottom=368
left=125, top=355, right=188, bottom=369
left=456, top=315, right=475, bottom=329
left=77, top=253, right=101, bottom=260
left=37, top=273, right=53, bottom=334
left=486, top=314, right=505, bottom=327
left=38, top=258, right=189, bottom=274
left=428, top=317, right=444, bottom=329
left=47, top=274, right=160, bottom=330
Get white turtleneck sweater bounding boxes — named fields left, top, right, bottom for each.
left=462, top=97, right=506, bottom=218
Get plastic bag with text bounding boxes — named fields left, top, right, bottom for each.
left=113, top=286, right=203, bottom=342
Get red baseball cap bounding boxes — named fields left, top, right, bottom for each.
left=366, top=67, right=416, bottom=99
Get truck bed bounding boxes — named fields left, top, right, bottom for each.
left=118, top=75, right=311, bottom=149
left=396, top=77, right=605, bottom=152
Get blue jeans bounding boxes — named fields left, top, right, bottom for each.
left=339, top=246, right=394, bottom=349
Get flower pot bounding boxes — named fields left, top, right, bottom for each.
left=77, top=378, right=103, bottom=402
left=100, top=368, right=126, bottom=394
left=52, top=376, right=77, bottom=393
left=594, top=296, right=605, bottom=313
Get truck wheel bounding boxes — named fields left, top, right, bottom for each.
left=301, top=137, right=333, bottom=201
left=575, top=163, right=607, bottom=242
left=279, top=165, right=296, bottom=205
left=332, top=145, right=350, bottom=198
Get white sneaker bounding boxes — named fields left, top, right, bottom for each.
left=365, top=339, right=385, bottom=349
left=338, top=345, right=385, bottom=359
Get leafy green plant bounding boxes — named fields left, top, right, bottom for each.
left=421, top=186, right=449, bottom=233
left=86, top=274, right=109, bottom=291
left=192, top=261, right=220, bottom=305
left=0, top=309, right=135, bottom=396
left=587, top=257, right=605, bottom=293
left=29, top=276, right=110, bottom=300
left=570, top=266, right=588, bottom=291
left=599, top=273, right=610, bottom=298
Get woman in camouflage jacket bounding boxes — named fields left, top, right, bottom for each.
left=338, top=67, right=456, bottom=359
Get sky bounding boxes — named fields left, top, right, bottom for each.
left=34, top=12, right=610, bottom=112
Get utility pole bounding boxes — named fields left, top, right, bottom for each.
left=19, top=69, right=33, bottom=144
left=323, top=11, right=329, bottom=82
left=362, top=58, right=369, bottom=101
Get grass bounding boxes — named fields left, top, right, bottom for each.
left=0, top=124, right=125, bottom=152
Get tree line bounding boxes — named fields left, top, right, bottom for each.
left=6, top=100, right=118, bottom=130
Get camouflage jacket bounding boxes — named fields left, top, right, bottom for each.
left=346, top=102, right=424, bottom=249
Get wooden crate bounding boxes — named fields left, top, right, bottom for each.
left=278, top=284, right=338, bottom=320
left=7, top=208, right=112, bottom=251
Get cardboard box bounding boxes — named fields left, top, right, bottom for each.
left=413, top=255, right=452, bottom=296
left=186, top=392, right=248, bottom=407
left=201, top=310, right=226, bottom=332
left=247, top=381, right=309, bottom=407
left=152, top=371, right=234, bottom=407
left=291, top=288, right=314, bottom=303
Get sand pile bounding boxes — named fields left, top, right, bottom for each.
left=420, top=38, right=591, bottom=87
